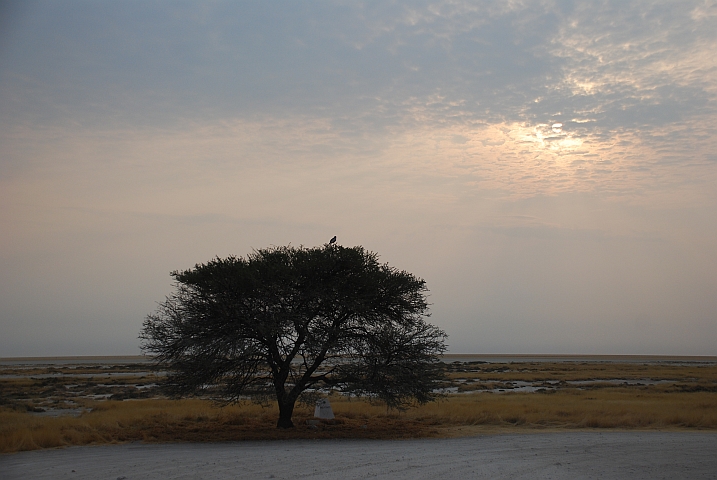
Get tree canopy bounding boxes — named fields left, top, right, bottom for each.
left=140, top=244, right=447, bottom=428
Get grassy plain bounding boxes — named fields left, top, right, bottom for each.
left=2, top=359, right=716, bottom=453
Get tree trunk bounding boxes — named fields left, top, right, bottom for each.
left=276, top=400, right=296, bottom=428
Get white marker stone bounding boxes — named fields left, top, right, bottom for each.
left=314, top=398, right=335, bottom=419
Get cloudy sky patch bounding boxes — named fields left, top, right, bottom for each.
left=1, top=1, right=716, bottom=355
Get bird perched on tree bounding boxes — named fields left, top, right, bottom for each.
left=329, top=236, right=337, bottom=245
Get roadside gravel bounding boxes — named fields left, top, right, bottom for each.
left=3, top=432, right=716, bottom=479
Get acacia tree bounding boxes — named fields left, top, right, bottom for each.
left=140, top=244, right=446, bottom=428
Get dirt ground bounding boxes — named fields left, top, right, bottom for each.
left=3, top=432, right=717, bottom=479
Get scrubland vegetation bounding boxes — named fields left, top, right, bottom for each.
left=2, top=359, right=716, bottom=453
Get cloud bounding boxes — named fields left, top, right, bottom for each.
left=2, top=1, right=717, bottom=355
left=3, top=2, right=716, bottom=136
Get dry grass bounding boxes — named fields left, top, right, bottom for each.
left=444, top=362, right=717, bottom=383
left=2, top=389, right=716, bottom=454
left=2, top=360, right=716, bottom=454
left=0, top=398, right=432, bottom=453
left=410, top=389, right=717, bottom=429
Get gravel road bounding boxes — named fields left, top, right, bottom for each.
left=3, top=432, right=716, bottom=479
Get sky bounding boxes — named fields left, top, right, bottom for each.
left=1, top=0, right=716, bottom=357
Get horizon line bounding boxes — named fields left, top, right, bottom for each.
left=2, top=353, right=717, bottom=362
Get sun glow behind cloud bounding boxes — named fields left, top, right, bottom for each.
left=1, top=1, right=716, bottom=355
